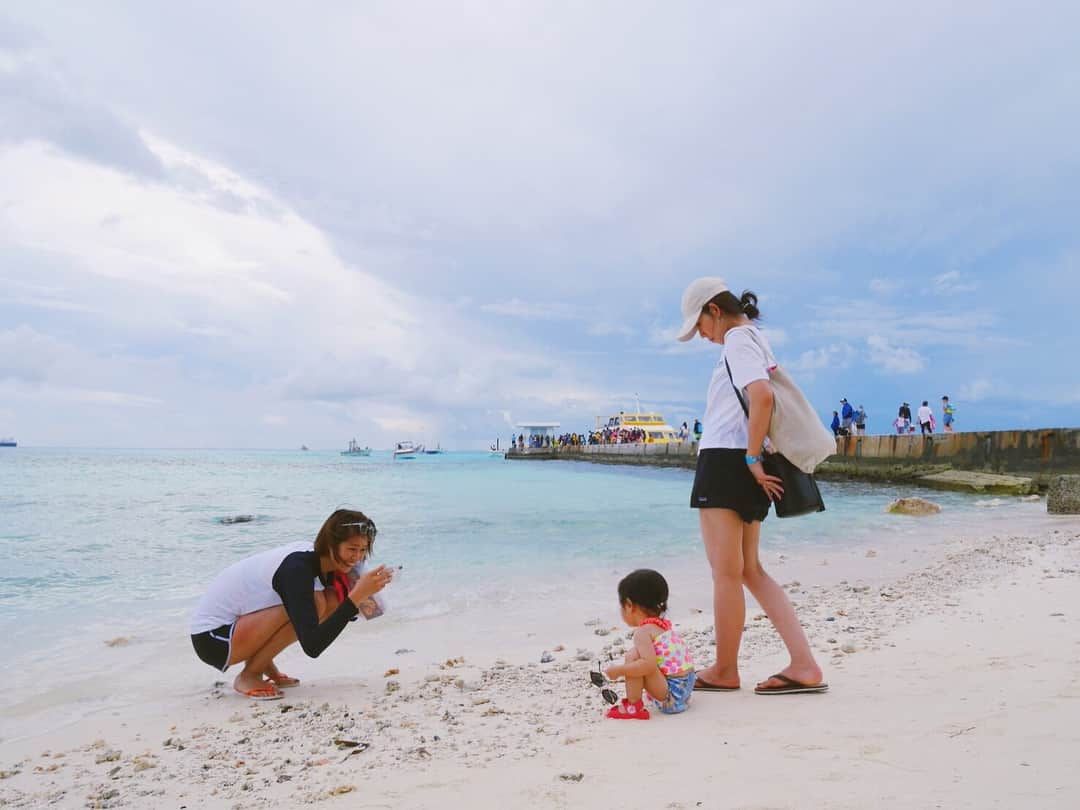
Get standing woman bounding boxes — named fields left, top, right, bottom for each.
left=190, top=509, right=393, bottom=700
left=677, top=278, right=827, bottom=695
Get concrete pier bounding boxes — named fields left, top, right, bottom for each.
left=506, top=428, right=1080, bottom=493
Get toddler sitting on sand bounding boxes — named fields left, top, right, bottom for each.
left=602, top=569, right=695, bottom=719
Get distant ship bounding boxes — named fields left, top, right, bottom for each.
left=393, top=441, right=422, bottom=459
left=341, top=439, right=372, bottom=456
left=596, top=402, right=679, bottom=443
left=423, top=443, right=445, bottom=455
left=0, top=438, right=15, bottom=448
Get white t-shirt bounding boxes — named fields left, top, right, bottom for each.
left=699, top=325, right=776, bottom=450
left=190, top=541, right=319, bottom=633
left=917, top=405, right=932, bottom=424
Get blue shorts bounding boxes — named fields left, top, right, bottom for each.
left=943, top=414, right=954, bottom=425
left=650, top=671, right=695, bottom=714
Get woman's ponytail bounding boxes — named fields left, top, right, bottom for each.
left=739, top=290, right=760, bottom=320
left=703, top=288, right=762, bottom=321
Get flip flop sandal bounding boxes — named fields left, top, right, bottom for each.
left=754, top=673, right=829, bottom=695
left=235, top=685, right=284, bottom=701
left=692, top=675, right=741, bottom=692
left=268, top=673, right=300, bottom=688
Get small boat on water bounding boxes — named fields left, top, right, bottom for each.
left=489, top=438, right=502, bottom=456
left=423, top=443, right=445, bottom=455
left=393, top=441, right=422, bottom=459
left=0, top=437, right=15, bottom=448
left=341, top=439, right=372, bottom=456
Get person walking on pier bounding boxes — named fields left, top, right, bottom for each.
left=942, top=396, right=956, bottom=433
left=676, top=277, right=826, bottom=696
left=854, top=405, right=868, bottom=436
left=898, top=402, right=912, bottom=433
left=917, top=401, right=934, bottom=434
left=840, top=398, right=854, bottom=434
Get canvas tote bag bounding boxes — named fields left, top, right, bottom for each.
left=736, top=328, right=837, bottom=474
left=725, top=359, right=826, bottom=518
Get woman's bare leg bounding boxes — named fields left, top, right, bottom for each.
left=229, top=590, right=338, bottom=693
left=697, top=508, right=746, bottom=688
left=740, top=521, right=824, bottom=688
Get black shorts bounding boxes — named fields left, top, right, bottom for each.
left=690, top=448, right=770, bottom=524
left=191, top=622, right=235, bottom=672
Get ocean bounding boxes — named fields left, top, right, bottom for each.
left=0, top=447, right=1054, bottom=733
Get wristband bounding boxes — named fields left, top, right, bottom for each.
left=745, top=454, right=761, bottom=465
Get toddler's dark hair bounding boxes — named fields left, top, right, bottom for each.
left=617, top=569, right=669, bottom=616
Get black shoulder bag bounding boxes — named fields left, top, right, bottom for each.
left=726, top=359, right=826, bottom=518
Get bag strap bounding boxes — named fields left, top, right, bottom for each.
left=724, top=358, right=750, bottom=419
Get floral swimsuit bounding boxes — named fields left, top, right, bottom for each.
left=641, top=617, right=696, bottom=714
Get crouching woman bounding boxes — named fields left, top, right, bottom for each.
left=190, top=509, right=392, bottom=700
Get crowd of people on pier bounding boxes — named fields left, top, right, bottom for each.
left=831, top=395, right=957, bottom=437
left=511, top=418, right=708, bottom=451
left=513, top=426, right=664, bottom=450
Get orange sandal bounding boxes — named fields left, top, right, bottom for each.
left=235, top=684, right=283, bottom=701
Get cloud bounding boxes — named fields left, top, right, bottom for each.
left=0, top=132, right=619, bottom=445
left=931, top=270, right=977, bottom=294
left=804, top=300, right=1012, bottom=353
left=957, top=379, right=993, bottom=402
left=587, top=321, right=635, bottom=338
left=760, top=327, right=788, bottom=347
left=789, top=344, right=857, bottom=377
left=866, top=335, right=926, bottom=375
left=0, top=21, right=163, bottom=177
left=479, top=299, right=577, bottom=320
left=869, top=278, right=900, bottom=295
left=2, top=3, right=1080, bottom=439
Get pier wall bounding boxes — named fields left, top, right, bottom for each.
left=826, top=428, right=1080, bottom=476
left=506, top=428, right=1080, bottom=485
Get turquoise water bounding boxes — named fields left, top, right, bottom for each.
left=0, top=448, right=1045, bottom=667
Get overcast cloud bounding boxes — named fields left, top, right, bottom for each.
left=2, top=1, right=1078, bottom=447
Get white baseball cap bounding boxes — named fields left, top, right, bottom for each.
left=676, top=277, right=729, bottom=342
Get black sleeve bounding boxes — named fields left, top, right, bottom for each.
left=272, top=553, right=359, bottom=658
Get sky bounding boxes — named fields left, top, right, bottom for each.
left=1, top=1, right=1078, bottom=449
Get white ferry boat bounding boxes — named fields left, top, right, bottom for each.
left=393, top=441, right=423, bottom=459
left=595, top=409, right=679, bottom=443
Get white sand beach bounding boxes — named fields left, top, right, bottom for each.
left=2, top=515, right=1078, bottom=809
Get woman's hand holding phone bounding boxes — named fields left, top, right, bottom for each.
left=348, top=564, right=393, bottom=606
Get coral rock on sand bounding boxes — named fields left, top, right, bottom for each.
left=1047, top=476, right=1080, bottom=515
left=885, top=497, right=942, bottom=515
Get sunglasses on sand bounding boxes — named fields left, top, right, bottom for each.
left=589, top=661, right=619, bottom=705
left=340, top=520, right=377, bottom=538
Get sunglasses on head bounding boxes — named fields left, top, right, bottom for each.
left=340, top=520, right=377, bottom=538
left=589, top=661, right=619, bottom=705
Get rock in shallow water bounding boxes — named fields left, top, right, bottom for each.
left=885, top=497, right=941, bottom=515
left=219, top=514, right=255, bottom=524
